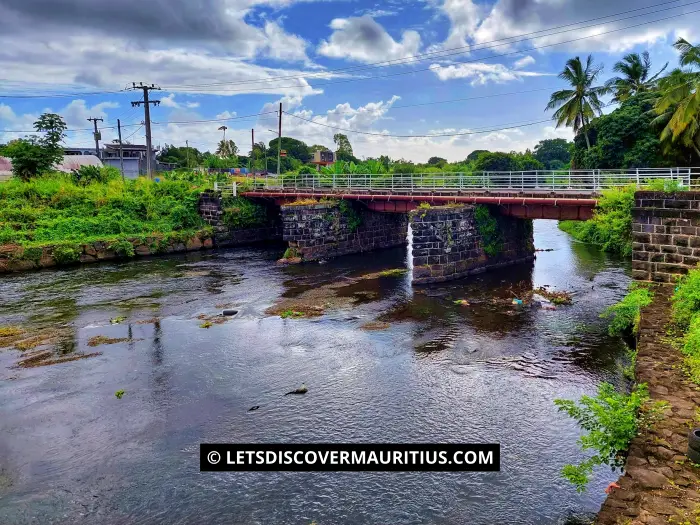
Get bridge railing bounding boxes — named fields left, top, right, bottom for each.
left=247, top=168, right=697, bottom=192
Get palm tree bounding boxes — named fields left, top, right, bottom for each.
left=652, top=38, right=700, bottom=157
left=605, top=51, right=668, bottom=103
left=545, top=55, right=608, bottom=150
left=216, top=139, right=238, bottom=157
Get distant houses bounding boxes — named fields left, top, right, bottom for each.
left=64, top=144, right=159, bottom=179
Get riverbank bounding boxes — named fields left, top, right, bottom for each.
left=597, top=285, right=700, bottom=524
left=0, top=173, right=277, bottom=274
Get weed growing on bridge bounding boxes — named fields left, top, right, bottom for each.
left=473, top=205, right=503, bottom=257
left=221, top=196, right=268, bottom=230
left=558, top=186, right=635, bottom=257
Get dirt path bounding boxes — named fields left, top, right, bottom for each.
left=597, top=285, right=700, bottom=525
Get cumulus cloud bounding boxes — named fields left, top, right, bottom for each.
left=429, top=62, right=552, bottom=84
left=513, top=55, right=535, bottom=69
left=317, top=16, right=421, bottom=63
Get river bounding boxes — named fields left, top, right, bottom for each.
left=0, top=220, right=632, bottom=525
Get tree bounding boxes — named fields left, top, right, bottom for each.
left=472, top=152, right=519, bottom=171
left=545, top=55, right=608, bottom=150
left=572, top=92, right=687, bottom=169
left=427, top=156, right=447, bottom=166
left=310, top=144, right=330, bottom=152
left=652, top=38, right=700, bottom=158
left=216, top=139, right=238, bottom=157
left=466, top=150, right=490, bottom=162
left=605, top=51, right=668, bottom=103
left=268, top=137, right=311, bottom=163
left=333, top=133, right=356, bottom=162
left=157, top=143, right=203, bottom=168
left=4, top=113, right=67, bottom=180
left=533, top=139, right=572, bottom=169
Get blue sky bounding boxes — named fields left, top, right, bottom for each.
left=0, top=0, right=698, bottom=162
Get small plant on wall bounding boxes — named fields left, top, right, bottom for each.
left=474, top=205, right=503, bottom=256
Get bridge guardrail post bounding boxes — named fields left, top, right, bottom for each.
left=636, top=168, right=640, bottom=187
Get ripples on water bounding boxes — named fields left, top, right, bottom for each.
left=0, top=221, right=631, bottom=525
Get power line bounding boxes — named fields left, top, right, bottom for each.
left=283, top=111, right=553, bottom=138
left=165, top=7, right=700, bottom=95
left=123, top=125, right=144, bottom=142
left=165, top=0, right=700, bottom=92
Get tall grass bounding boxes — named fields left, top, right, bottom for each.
left=0, top=173, right=206, bottom=247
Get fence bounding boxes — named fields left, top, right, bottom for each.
left=213, top=181, right=237, bottom=197
left=245, top=168, right=697, bottom=193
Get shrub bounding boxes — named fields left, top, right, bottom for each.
left=221, top=197, right=268, bottom=230
left=600, top=283, right=654, bottom=337
left=559, top=185, right=635, bottom=256
left=643, top=178, right=687, bottom=192
left=555, top=383, right=655, bottom=492
left=681, top=315, right=700, bottom=384
left=672, top=267, right=700, bottom=329
left=109, top=238, right=135, bottom=258
left=52, top=244, right=81, bottom=264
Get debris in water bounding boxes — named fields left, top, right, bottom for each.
left=88, top=336, right=134, bottom=347
left=248, top=406, right=260, bottom=412
left=534, top=287, right=572, bottom=305
left=115, top=390, right=125, bottom=399
left=285, top=383, right=308, bottom=396
left=110, top=316, right=127, bottom=325
left=200, top=321, right=213, bottom=329
left=221, top=309, right=238, bottom=317
left=604, top=482, right=620, bottom=494
left=512, top=298, right=524, bottom=306
left=454, top=299, right=470, bottom=306
left=361, top=321, right=391, bottom=331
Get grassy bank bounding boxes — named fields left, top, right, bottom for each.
left=558, top=185, right=635, bottom=257
left=671, top=267, right=700, bottom=384
left=0, top=171, right=268, bottom=268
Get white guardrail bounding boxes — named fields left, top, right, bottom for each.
left=213, top=181, right=237, bottom=196
left=246, top=168, right=699, bottom=192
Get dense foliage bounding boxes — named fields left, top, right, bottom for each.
left=473, top=205, right=503, bottom=256
left=4, top=113, right=68, bottom=180
left=533, top=139, right=572, bottom=169
left=559, top=185, right=635, bottom=256
left=600, top=283, right=654, bottom=337
left=0, top=173, right=207, bottom=248
left=571, top=93, right=687, bottom=169
left=671, top=267, right=700, bottom=384
left=221, top=197, right=269, bottom=230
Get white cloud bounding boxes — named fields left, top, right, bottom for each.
left=160, top=94, right=180, bottom=108
left=318, top=16, right=421, bottom=63
left=261, top=21, right=309, bottom=62
left=513, top=55, right=535, bottom=69
left=429, top=62, right=552, bottom=85
left=186, top=102, right=200, bottom=109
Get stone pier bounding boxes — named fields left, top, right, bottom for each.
left=280, top=202, right=408, bottom=261
left=409, top=205, right=535, bottom=284
left=632, top=190, right=700, bottom=282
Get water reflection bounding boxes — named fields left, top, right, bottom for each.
left=0, top=221, right=630, bottom=525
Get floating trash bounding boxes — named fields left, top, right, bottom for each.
left=512, top=298, right=524, bottom=306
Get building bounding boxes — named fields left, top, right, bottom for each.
left=0, top=155, right=102, bottom=180
left=63, top=145, right=158, bottom=179
left=102, top=144, right=157, bottom=179
left=311, top=149, right=335, bottom=169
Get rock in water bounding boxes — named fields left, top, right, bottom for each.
left=248, top=405, right=260, bottom=411
left=284, top=383, right=308, bottom=396
left=222, top=309, right=238, bottom=316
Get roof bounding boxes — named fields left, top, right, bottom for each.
left=104, top=143, right=150, bottom=151
left=0, top=157, right=12, bottom=180
left=55, top=155, right=103, bottom=172
left=0, top=155, right=103, bottom=179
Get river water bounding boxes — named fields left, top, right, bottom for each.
left=0, top=221, right=632, bottom=525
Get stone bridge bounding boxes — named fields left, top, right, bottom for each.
left=199, top=170, right=698, bottom=285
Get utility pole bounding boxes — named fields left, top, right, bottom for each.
left=277, top=102, right=282, bottom=177
left=130, top=82, right=161, bottom=179
left=117, top=119, right=125, bottom=181
left=251, top=128, right=254, bottom=175
left=87, top=117, right=103, bottom=159
left=186, top=140, right=190, bottom=169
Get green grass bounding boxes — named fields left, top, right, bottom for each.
left=0, top=172, right=207, bottom=250
left=559, top=185, right=635, bottom=257
left=672, top=267, right=700, bottom=384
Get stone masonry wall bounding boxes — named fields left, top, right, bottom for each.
left=632, top=191, right=700, bottom=282
left=281, top=202, right=408, bottom=260
left=410, top=205, right=535, bottom=284
left=197, top=190, right=282, bottom=247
